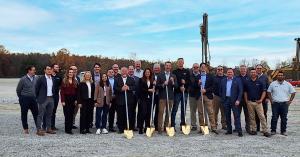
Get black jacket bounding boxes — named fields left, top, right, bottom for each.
left=114, top=76, right=136, bottom=106
left=156, top=72, right=178, bottom=100
left=172, top=68, right=190, bottom=93
left=139, top=79, right=154, bottom=100
left=77, top=82, right=95, bottom=104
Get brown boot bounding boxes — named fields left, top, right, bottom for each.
left=36, top=130, right=45, bottom=136
left=24, top=129, right=29, bottom=134
left=46, top=129, right=56, bottom=134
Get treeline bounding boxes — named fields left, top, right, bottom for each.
left=0, top=48, right=158, bottom=78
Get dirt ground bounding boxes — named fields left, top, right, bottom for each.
left=0, top=79, right=299, bottom=157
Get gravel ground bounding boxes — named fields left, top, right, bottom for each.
left=0, top=79, right=300, bottom=157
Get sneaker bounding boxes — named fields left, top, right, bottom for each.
left=96, top=129, right=101, bottom=135
left=281, top=132, right=288, bottom=136
left=271, top=131, right=276, bottom=135
left=101, top=128, right=108, bottom=134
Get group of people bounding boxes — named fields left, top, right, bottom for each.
left=16, top=58, right=296, bottom=138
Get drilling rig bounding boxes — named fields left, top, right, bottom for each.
left=200, top=13, right=210, bottom=65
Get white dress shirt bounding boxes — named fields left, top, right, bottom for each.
left=86, top=81, right=91, bottom=98
left=45, top=74, right=53, bottom=96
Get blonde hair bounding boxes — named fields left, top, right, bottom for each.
left=81, top=71, right=94, bottom=83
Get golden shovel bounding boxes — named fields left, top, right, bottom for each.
left=146, top=87, right=156, bottom=137
left=165, top=86, right=175, bottom=137
left=200, top=87, right=209, bottom=135
left=124, top=90, right=133, bottom=139
left=181, top=91, right=191, bottom=135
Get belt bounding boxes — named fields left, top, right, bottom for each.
left=47, top=96, right=53, bottom=98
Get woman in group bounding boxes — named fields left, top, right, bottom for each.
left=60, top=69, right=78, bottom=134
left=138, top=68, right=155, bottom=134
left=77, top=71, right=95, bottom=134
left=94, top=73, right=112, bottom=135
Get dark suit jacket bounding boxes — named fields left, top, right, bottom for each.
left=35, top=75, right=55, bottom=104
left=220, top=77, right=243, bottom=103
left=114, top=76, right=136, bottom=106
left=52, top=73, right=63, bottom=96
left=130, top=75, right=140, bottom=99
left=77, top=82, right=95, bottom=104
left=156, top=72, right=178, bottom=100
left=194, top=74, right=214, bottom=100
left=139, top=79, right=154, bottom=100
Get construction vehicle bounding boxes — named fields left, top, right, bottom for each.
left=267, top=38, right=300, bottom=83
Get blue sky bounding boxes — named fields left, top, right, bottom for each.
left=0, top=0, right=299, bottom=68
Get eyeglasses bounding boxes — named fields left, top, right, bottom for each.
left=193, top=67, right=199, bottom=69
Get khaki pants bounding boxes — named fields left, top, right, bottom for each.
left=247, top=101, right=268, bottom=133
left=158, top=99, right=174, bottom=132
left=213, top=95, right=226, bottom=128
left=197, top=95, right=216, bottom=130
left=189, top=97, right=198, bottom=127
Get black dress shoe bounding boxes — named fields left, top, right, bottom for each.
left=238, top=132, right=243, bottom=137
left=139, top=129, right=143, bottom=134
left=212, top=130, right=219, bottom=135
left=263, top=132, right=271, bottom=137
left=249, top=131, right=257, bottom=135
left=86, top=130, right=92, bottom=134
left=225, top=131, right=232, bottom=135
left=118, top=130, right=124, bottom=134
left=72, top=125, right=78, bottom=129
left=233, top=129, right=237, bottom=132
left=133, top=128, right=138, bottom=131
left=80, top=131, right=86, bottom=134
left=109, top=128, right=116, bottom=132
left=66, top=131, right=73, bottom=135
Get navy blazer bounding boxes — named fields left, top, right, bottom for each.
left=35, top=75, right=55, bottom=104
left=220, top=77, right=243, bottom=103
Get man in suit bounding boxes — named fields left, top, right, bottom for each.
left=43, top=63, right=62, bottom=131
left=70, top=65, right=80, bottom=129
left=152, top=63, right=161, bottom=131
left=90, top=63, right=102, bottom=128
left=129, top=65, right=140, bottom=131
left=196, top=63, right=218, bottom=134
left=35, top=65, right=56, bottom=136
left=156, top=61, right=178, bottom=134
left=171, top=58, right=190, bottom=131
left=114, top=67, right=136, bottom=133
left=220, top=68, right=243, bottom=137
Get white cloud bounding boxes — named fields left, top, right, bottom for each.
left=0, top=2, right=53, bottom=29
left=60, top=0, right=151, bottom=11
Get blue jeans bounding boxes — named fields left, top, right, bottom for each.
left=171, top=92, right=188, bottom=127
left=95, top=105, right=109, bottom=129
left=271, top=102, right=289, bottom=133
left=223, top=97, right=242, bottom=132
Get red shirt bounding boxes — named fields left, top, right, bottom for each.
left=60, top=82, right=77, bottom=102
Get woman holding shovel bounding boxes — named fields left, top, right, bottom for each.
left=138, top=68, right=155, bottom=134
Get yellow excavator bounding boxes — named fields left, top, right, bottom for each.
left=266, top=38, right=300, bottom=82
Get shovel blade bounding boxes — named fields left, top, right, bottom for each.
left=146, top=127, right=155, bottom=137
left=181, top=125, right=191, bottom=135
left=124, top=129, right=133, bottom=139
left=200, top=126, right=209, bottom=135
left=166, top=127, right=175, bottom=137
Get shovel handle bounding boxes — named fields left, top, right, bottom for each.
left=125, top=90, right=130, bottom=130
